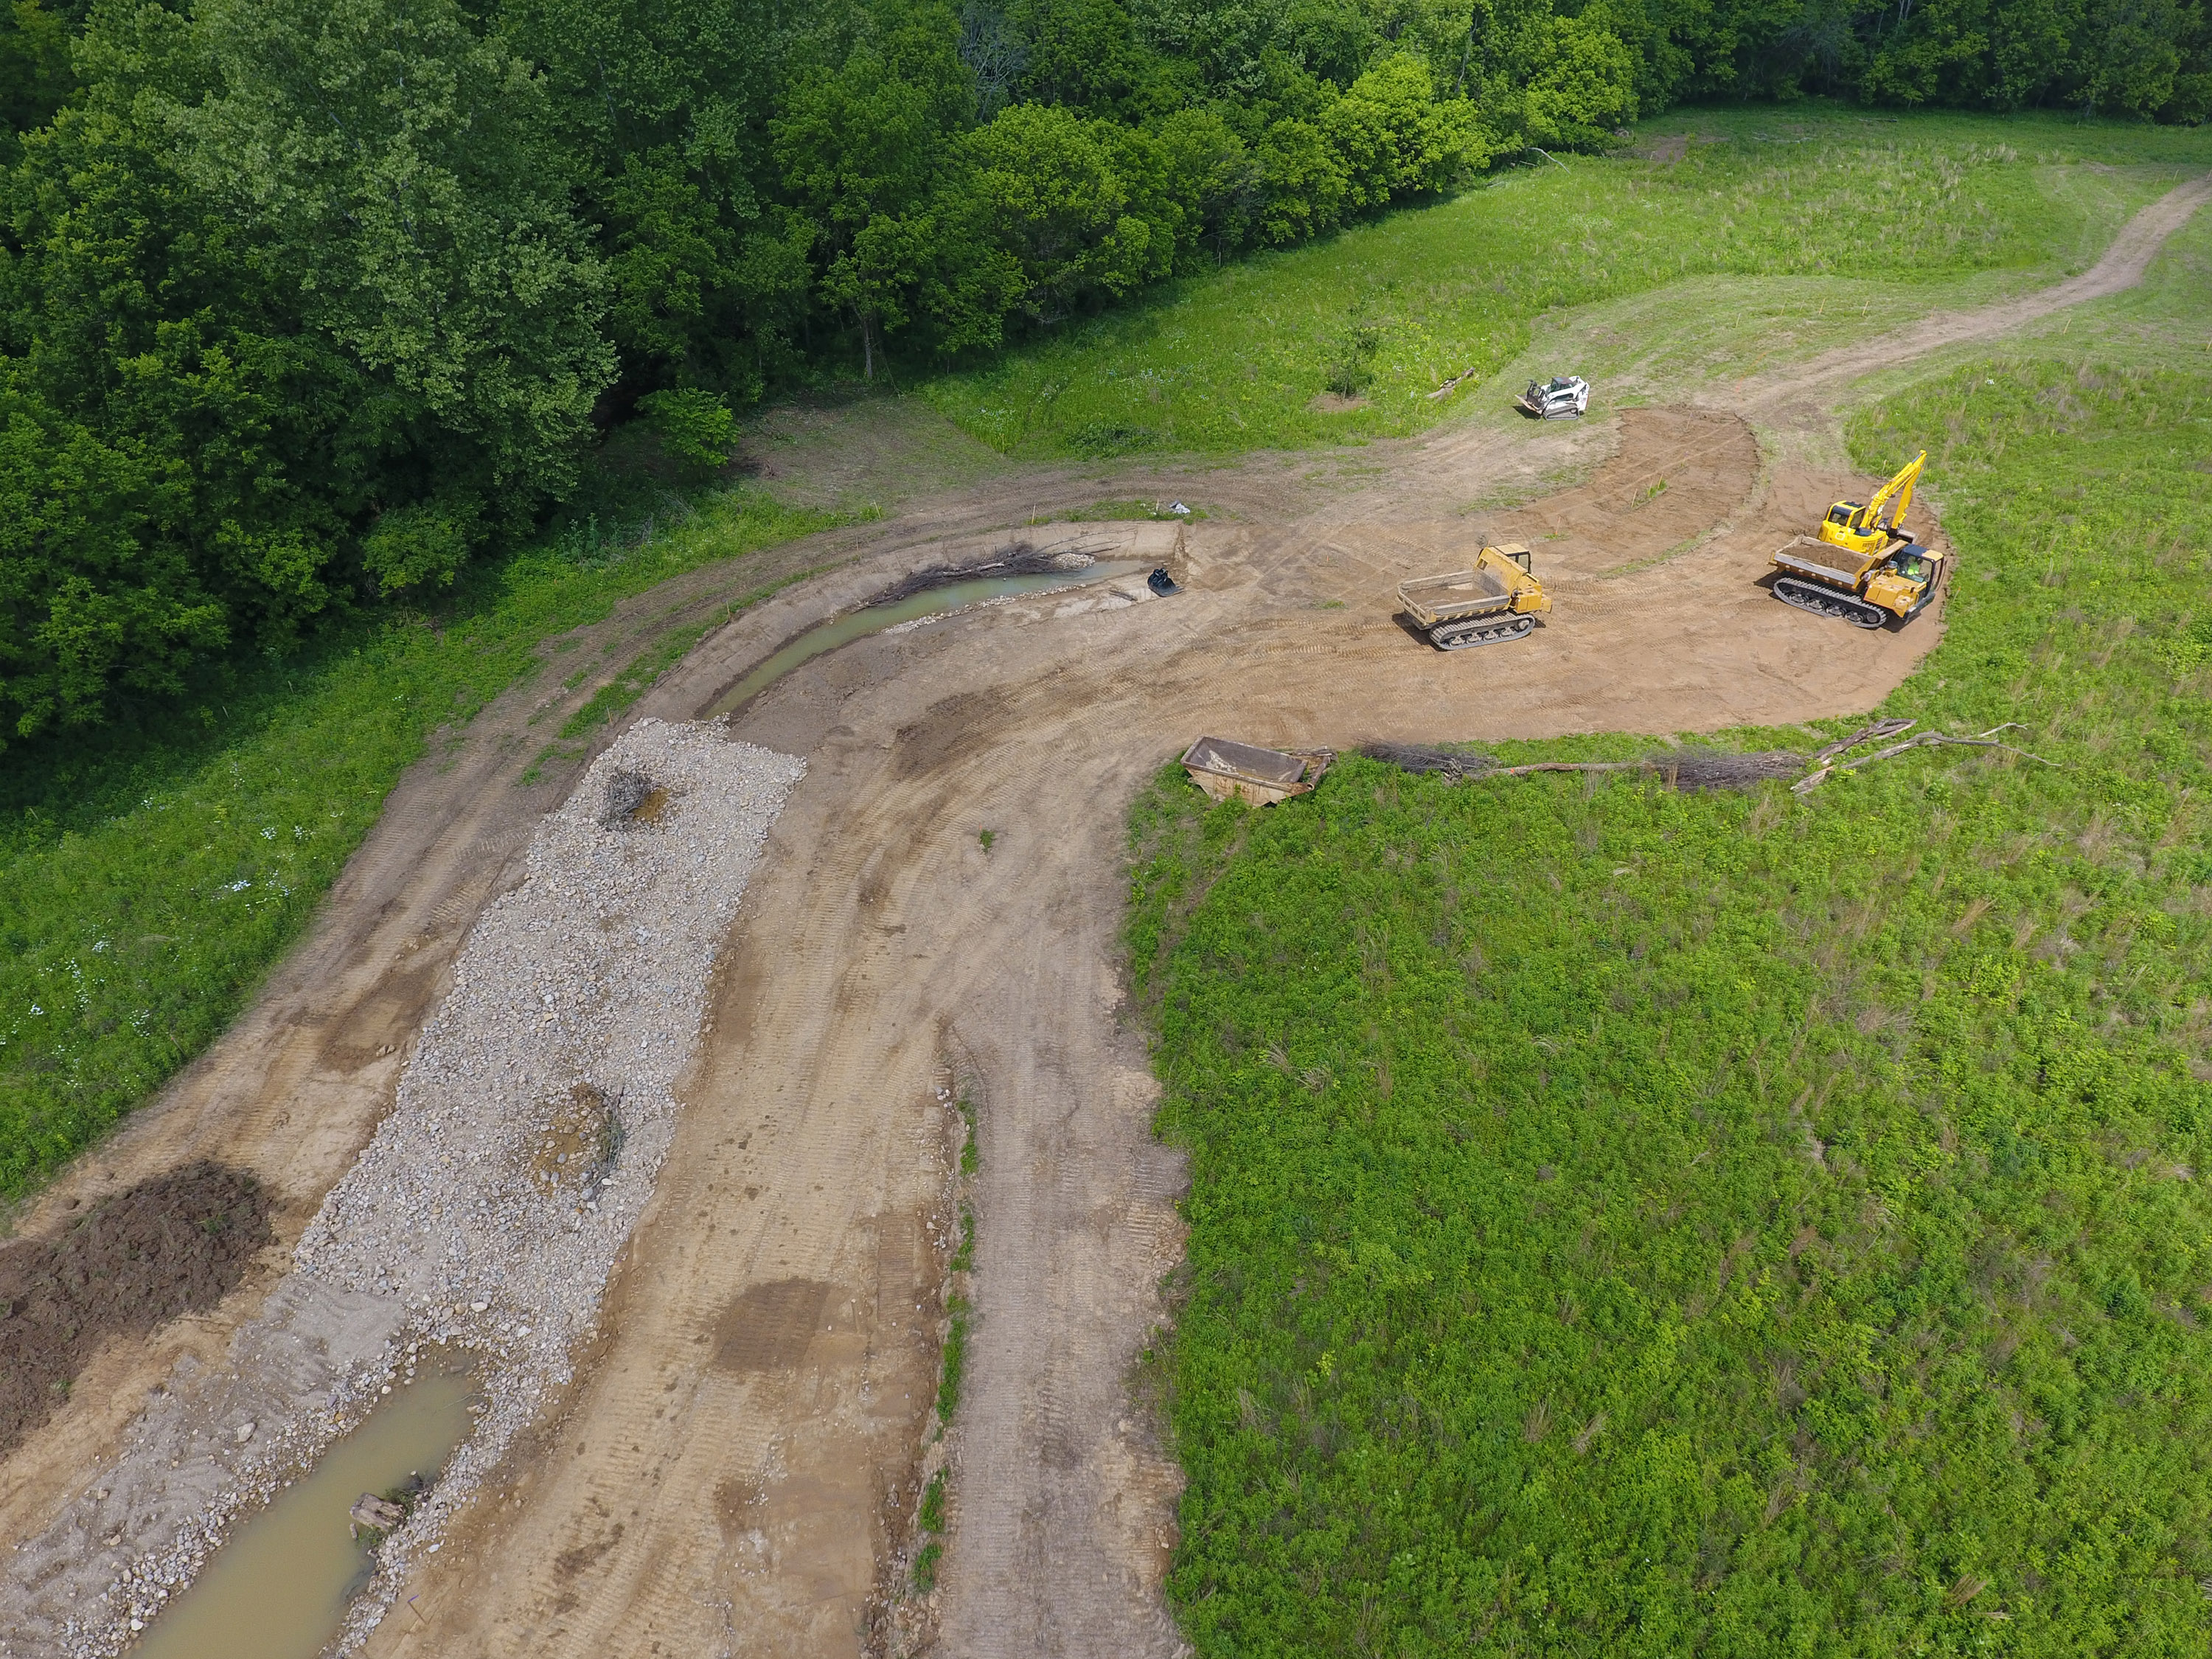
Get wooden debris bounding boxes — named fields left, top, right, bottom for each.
left=1368, top=719, right=2057, bottom=801
left=1793, top=725, right=2059, bottom=794
left=1811, top=717, right=1914, bottom=763
left=349, top=1494, right=406, bottom=1533
left=1360, top=744, right=1802, bottom=791
left=1485, top=760, right=1649, bottom=778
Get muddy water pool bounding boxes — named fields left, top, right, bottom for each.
left=131, top=1363, right=475, bottom=1659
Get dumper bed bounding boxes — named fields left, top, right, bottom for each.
left=1180, top=737, right=1332, bottom=806
left=1770, top=535, right=1882, bottom=589
left=1399, top=564, right=1513, bottom=623
left=1397, top=544, right=1551, bottom=650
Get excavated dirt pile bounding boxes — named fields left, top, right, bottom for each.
left=0, top=1166, right=271, bottom=1458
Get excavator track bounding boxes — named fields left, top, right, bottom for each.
left=1773, top=577, right=1886, bottom=630
left=1430, top=613, right=1538, bottom=650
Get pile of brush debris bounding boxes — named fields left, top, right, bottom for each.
left=1360, top=719, right=2055, bottom=795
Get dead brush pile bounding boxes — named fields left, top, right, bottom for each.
left=1360, top=742, right=1805, bottom=791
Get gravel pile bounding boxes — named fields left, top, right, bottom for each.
left=6, top=720, right=804, bottom=1659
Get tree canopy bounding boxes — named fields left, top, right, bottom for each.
left=0, top=0, right=2203, bottom=739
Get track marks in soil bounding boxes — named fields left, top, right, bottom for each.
left=13, top=175, right=2209, bottom=1659
left=0, top=524, right=869, bottom=1582
left=714, top=1279, right=835, bottom=1373
left=316, top=953, right=446, bottom=1074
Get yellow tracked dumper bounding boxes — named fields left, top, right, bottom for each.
left=1397, top=544, right=1552, bottom=649
left=1770, top=449, right=1944, bottom=629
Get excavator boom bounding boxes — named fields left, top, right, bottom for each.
left=1861, top=450, right=1924, bottom=535
left=1818, top=449, right=1926, bottom=554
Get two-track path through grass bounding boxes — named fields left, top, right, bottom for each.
left=1, top=173, right=2203, bottom=1659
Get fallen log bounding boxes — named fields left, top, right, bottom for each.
left=1812, top=717, right=1915, bottom=763
left=1484, top=760, right=1647, bottom=776
left=1793, top=727, right=2060, bottom=794
left=1360, top=745, right=1804, bottom=791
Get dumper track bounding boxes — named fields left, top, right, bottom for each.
left=1773, top=577, right=1887, bottom=629
left=1430, top=613, right=1538, bottom=649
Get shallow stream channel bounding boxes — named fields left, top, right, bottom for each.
left=132, top=1363, right=476, bottom=1659
left=703, top=557, right=1153, bottom=718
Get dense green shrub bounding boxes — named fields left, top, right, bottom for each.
left=0, top=0, right=607, bottom=743
left=637, top=390, right=743, bottom=474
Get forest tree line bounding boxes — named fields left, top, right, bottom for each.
left=0, top=0, right=2203, bottom=742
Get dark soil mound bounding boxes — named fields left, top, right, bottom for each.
left=0, top=1163, right=273, bottom=1457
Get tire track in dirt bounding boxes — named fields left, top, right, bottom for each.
left=364, top=407, right=1906, bottom=1658
left=4, top=178, right=2204, bottom=1659
left=1736, top=170, right=2212, bottom=431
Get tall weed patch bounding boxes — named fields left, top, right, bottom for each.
left=1133, top=358, right=2212, bottom=1652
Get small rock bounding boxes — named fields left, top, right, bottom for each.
left=234, top=1423, right=255, bottom=1444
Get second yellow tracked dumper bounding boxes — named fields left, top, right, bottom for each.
left=1397, top=544, right=1552, bottom=649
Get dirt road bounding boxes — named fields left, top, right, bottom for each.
left=3, top=173, right=2202, bottom=1659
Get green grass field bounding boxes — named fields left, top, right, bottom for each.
left=923, top=105, right=2212, bottom=460
left=1127, top=215, right=2212, bottom=1654
left=0, top=487, right=839, bottom=1199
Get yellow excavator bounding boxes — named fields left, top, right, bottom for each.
left=1770, top=450, right=1944, bottom=629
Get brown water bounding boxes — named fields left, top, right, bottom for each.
left=132, top=1363, right=475, bottom=1659
left=703, top=560, right=1150, bottom=719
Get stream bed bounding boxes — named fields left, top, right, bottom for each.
left=131, top=1363, right=475, bottom=1659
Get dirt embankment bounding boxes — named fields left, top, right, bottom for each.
left=0, top=1166, right=271, bottom=1459
left=0, top=170, right=2201, bottom=1659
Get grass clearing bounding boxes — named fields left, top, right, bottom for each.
left=0, top=487, right=842, bottom=1200
left=1130, top=240, right=2212, bottom=1651
left=924, top=107, right=2211, bottom=462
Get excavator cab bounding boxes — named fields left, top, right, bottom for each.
left=1818, top=451, right=1926, bottom=559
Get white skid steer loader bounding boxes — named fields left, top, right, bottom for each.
left=1516, top=375, right=1589, bottom=420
